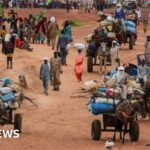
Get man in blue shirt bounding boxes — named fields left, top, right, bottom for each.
left=115, top=3, right=125, bottom=20
left=57, top=30, right=69, bottom=65
left=40, top=57, right=51, bottom=95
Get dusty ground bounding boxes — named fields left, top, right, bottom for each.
left=0, top=8, right=150, bottom=150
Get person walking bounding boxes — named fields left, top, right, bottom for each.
left=0, top=25, right=6, bottom=54
left=57, top=30, right=68, bottom=65
left=115, top=3, right=125, bottom=21
left=4, top=29, right=15, bottom=69
left=63, top=20, right=72, bottom=43
left=66, top=0, right=70, bottom=14
left=74, top=49, right=84, bottom=82
left=47, top=16, right=59, bottom=50
left=40, top=57, right=51, bottom=95
left=135, top=7, right=141, bottom=25
left=110, top=40, right=120, bottom=70
left=143, top=16, right=148, bottom=34
left=50, top=52, right=63, bottom=91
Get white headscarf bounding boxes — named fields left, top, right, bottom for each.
left=116, top=3, right=122, bottom=13
left=50, top=17, right=56, bottom=23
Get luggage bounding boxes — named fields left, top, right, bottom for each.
left=1, top=93, right=15, bottom=102
left=107, top=32, right=116, bottom=38
left=84, top=80, right=99, bottom=91
left=88, top=102, right=114, bottom=115
left=0, top=78, right=12, bottom=86
left=127, top=80, right=141, bottom=89
left=74, top=43, right=85, bottom=50
left=105, top=79, right=115, bottom=87
left=126, top=26, right=136, bottom=33
left=97, top=87, right=106, bottom=93
left=106, top=88, right=120, bottom=97
left=0, top=81, right=4, bottom=87
left=125, top=20, right=136, bottom=28
left=9, top=84, right=22, bottom=92
left=0, top=87, right=12, bottom=94
left=95, top=97, right=120, bottom=105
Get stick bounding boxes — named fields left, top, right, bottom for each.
left=70, top=93, right=91, bottom=98
left=23, top=96, right=38, bottom=107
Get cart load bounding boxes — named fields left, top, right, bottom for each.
left=88, top=97, right=121, bottom=115
left=0, top=77, right=24, bottom=133
left=0, top=78, right=23, bottom=111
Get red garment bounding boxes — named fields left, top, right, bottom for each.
left=74, top=54, right=84, bottom=81
left=15, top=38, right=24, bottom=48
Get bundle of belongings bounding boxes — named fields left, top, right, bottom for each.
left=0, top=78, right=23, bottom=113
left=87, top=66, right=145, bottom=115
left=74, top=43, right=86, bottom=50
left=124, top=20, right=136, bottom=34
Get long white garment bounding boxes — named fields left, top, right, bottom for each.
left=136, top=10, right=141, bottom=19
left=110, top=46, right=119, bottom=69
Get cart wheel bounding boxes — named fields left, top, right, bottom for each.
left=129, top=35, right=134, bottom=50
left=91, top=120, right=101, bottom=140
left=129, top=120, right=139, bottom=142
left=87, top=56, right=93, bottom=72
left=14, top=113, right=22, bottom=133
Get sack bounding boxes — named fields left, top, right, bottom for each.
left=127, top=80, right=141, bottom=89
left=125, top=20, right=136, bottom=28
left=84, top=80, right=99, bottom=91
left=107, top=32, right=116, bottom=38
left=0, top=87, right=12, bottom=94
left=95, top=97, right=120, bottom=105
left=97, top=87, right=106, bottom=93
left=88, top=102, right=114, bottom=115
left=1, top=93, right=15, bottom=102
left=9, top=84, right=22, bottom=92
left=74, top=43, right=85, bottom=50
left=126, top=26, right=136, bottom=33
left=0, top=78, right=12, bottom=86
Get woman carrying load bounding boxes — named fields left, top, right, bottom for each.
left=74, top=46, right=84, bottom=82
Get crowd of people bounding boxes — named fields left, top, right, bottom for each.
left=0, top=9, right=75, bottom=95
left=0, top=2, right=149, bottom=97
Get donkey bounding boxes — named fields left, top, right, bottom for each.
left=98, top=42, right=110, bottom=74
left=114, top=99, right=146, bottom=144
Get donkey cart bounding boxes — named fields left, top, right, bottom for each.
left=91, top=113, right=139, bottom=142
left=88, top=92, right=143, bottom=143
left=0, top=107, right=22, bottom=133
left=137, top=53, right=150, bottom=119
left=86, top=38, right=113, bottom=73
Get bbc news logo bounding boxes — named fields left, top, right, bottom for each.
left=0, top=130, right=20, bottom=138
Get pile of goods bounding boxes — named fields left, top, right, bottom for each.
left=0, top=78, right=23, bottom=112
left=86, top=69, right=144, bottom=116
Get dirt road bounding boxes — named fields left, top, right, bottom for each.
left=0, top=9, right=150, bottom=150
